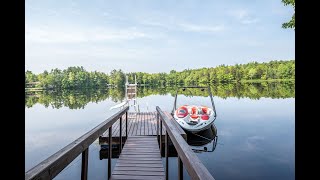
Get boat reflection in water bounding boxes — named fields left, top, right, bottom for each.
left=186, top=123, right=218, bottom=153
left=157, top=123, right=218, bottom=157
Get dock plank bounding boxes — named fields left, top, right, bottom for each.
left=115, top=163, right=164, bottom=168
left=127, top=113, right=135, bottom=136
left=114, top=167, right=164, bottom=172
left=111, top=136, right=165, bottom=180
left=111, top=175, right=165, bottom=180
left=101, top=112, right=171, bottom=138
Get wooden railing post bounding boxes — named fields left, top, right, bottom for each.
left=125, top=112, right=128, bottom=138
left=165, top=131, right=169, bottom=180
left=178, top=134, right=187, bottom=180
left=108, top=126, right=112, bottom=179
left=81, top=148, right=88, bottom=180
left=160, top=119, right=163, bottom=155
left=119, top=117, right=122, bottom=153
left=156, top=113, right=159, bottom=144
left=178, top=156, right=183, bottom=180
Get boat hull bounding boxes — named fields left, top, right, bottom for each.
left=174, top=113, right=216, bottom=133
left=178, top=119, right=214, bottom=133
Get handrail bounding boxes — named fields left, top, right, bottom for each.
left=25, top=106, right=129, bottom=180
left=156, top=106, right=215, bottom=180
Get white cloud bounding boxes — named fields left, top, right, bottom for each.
left=140, top=17, right=225, bottom=33
left=243, top=135, right=265, bottom=152
left=229, top=9, right=259, bottom=25
left=179, top=23, right=225, bottom=33
left=140, top=20, right=172, bottom=30
left=233, top=9, right=248, bottom=19
left=102, top=12, right=109, bottom=17
left=241, top=18, right=259, bottom=24
left=48, top=9, right=59, bottom=16
left=25, top=26, right=152, bottom=43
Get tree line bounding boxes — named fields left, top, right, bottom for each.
left=137, top=81, right=294, bottom=99
left=25, top=81, right=294, bottom=109
left=25, top=60, right=294, bottom=89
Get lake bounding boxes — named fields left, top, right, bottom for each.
left=25, top=82, right=295, bottom=180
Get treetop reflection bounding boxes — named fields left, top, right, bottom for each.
left=25, top=82, right=294, bottom=109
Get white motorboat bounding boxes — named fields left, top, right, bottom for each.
left=171, top=86, right=217, bottom=133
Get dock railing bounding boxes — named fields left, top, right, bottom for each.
left=156, top=106, right=215, bottom=180
left=25, top=106, right=129, bottom=180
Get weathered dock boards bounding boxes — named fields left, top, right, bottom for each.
left=110, top=136, right=165, bottom=180
left=101, top=112, right=168, bottom=138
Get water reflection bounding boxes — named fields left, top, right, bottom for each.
left=25, top=88, right=118, bottom=109
left=25, top=82, right=295, bottom=109
left=26, top=82, right=294, bottom=180
left=97, top=124, right=218, bottom=160
left=187, top=124, right=218, bottom=153
left=98, top=137, right=126, bottom=159
left=158, top=124, right=218, bottom=156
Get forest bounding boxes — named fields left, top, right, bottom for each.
left=25, top=60, right=295, bottom=89
left=25, top=81, right=295, bottom=109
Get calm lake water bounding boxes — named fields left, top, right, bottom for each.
left=25, top=82, right=295, bottom=180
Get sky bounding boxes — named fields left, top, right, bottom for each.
left=25, top=0, right=295, bottom=74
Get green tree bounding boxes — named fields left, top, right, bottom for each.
left=282, top=0, right=295, bottom=29
left=25, top=70, right=38, bottom=83
left=25, top=60, right=295, bottom=90
left=248, top=68, right=257, bottom=79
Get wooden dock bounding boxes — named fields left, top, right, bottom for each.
left=25, top=106, right=215, bottom=180
left=99, top=112, right=189, bottom=159
left=100, top=112, right=167, bottom=139
left=111, top=136, right=165, bottom=180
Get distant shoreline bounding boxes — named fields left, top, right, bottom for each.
left=25, top=60, right=295, bottom=90
left=25, top=79, right=295, bottom=92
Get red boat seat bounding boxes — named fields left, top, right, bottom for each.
left=190, top=106, right=199, bottom=119
left=176, top=106, right=188, bottom=118
left=201, top=106, right=208, bottom=114
left=201, top=114, right=209, bottom=120
left=191, top=106, right=197, bottom=114
left=191, top=114, right=199, bottom=119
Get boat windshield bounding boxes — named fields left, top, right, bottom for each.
left=173, top=87, right=214, bottom=112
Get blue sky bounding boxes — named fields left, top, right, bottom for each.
left=25, top=0, right=295, bottom=74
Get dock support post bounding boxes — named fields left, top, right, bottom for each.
left=160, top=119, right=163, bottom=154
left=125, top=112, right=128, bottom=139
left=108, top=126, right=112, bottom=180
left=156, top=113, right=159, bottom=144
left=165, top=131, right=169, bottom=180
left=119, top=117, right=122, bottom=153
left=178, top=134, right=187, bottom=180
left=178, top=156, right=183, bottom=180
left=81, top=148, right=88, bottom=180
